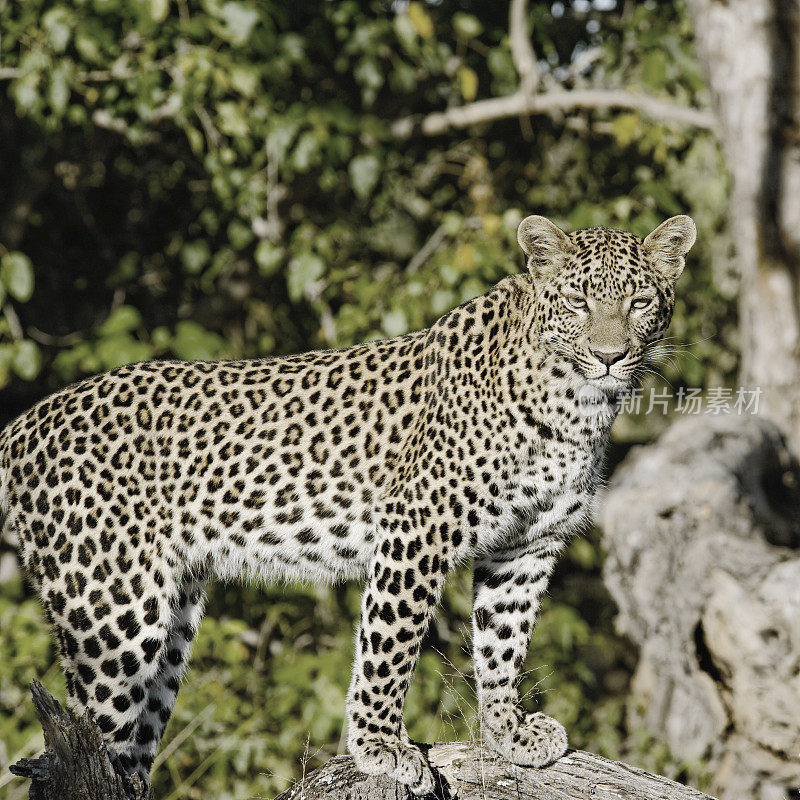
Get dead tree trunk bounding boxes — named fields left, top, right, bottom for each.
left=686, top=0, right=800, bottom=453
left=9, top=681, right=153, bottom=800
left=601, top=415, right=800, bottom=800
left=10, top=682, right=717, bottom=800
left=273, top=741, right=716, bottom=800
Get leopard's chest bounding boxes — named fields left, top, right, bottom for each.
left=469, top=431, right=604, bottom=556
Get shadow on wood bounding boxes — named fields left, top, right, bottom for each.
left=10, top=681, right=717, bottom=800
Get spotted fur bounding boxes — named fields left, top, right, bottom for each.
left=0, top=215, right=695, bottom=793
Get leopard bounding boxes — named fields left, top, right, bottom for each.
left=0, top=214, right=695, bottom=794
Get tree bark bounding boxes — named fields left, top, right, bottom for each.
left=601, top=414, right=800, bottom=800
left=686, top=0, right=800, bottom=453
left=9, top=681, right=153, bottom=800
left=273, top=741, right=717, bottom=800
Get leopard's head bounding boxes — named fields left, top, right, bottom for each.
left=518, top=214, right=696, bottom=394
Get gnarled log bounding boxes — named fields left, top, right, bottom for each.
left=602, top=414, right=800, bottom=800
left=9, top=680, right=153, bottom=800
left=273, top=741, right=716, bottom=800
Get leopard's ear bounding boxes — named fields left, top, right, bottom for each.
left=517, top=215, right=574, bottom=280
left=643, top=215, right=696, bottom=282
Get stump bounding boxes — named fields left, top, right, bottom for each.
left=9, top=680, right=153, bottom=800
left=602, top=415, right=800, bottom=800
left=10, top=682, right=717, bottom=800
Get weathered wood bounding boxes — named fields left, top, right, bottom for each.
left=9, top=680, right=153, bottom=800
left=11, top=681, right=716, bottom=800
left=686, top=0, right=800, bottom=453
left=274, top=741, right=717, bottom=800
left=602, top=415, right=800, bottom=800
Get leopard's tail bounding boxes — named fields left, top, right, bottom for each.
left=0, top=423, right=9, bottom=522
left=0, top=423, right=17, bottom=555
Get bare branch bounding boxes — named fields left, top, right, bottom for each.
left=392, top=88, right=718, bottom=139
left=90, top=110, right=159, bottom=145
left=3, top=304, right=24, bottom=342
left=406, top=223, right=448, bottom=275
left=509, top=0, right=539, bottom=96
left=27, top=327, right=84, bottom=347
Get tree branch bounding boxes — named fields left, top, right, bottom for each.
left=509, top=0, right=539, bottom=96
left=392, top=0, right=716, bottom=140
left=274, top=740, right=719, bottom=800
left=391, top=88, right=718, bottom=138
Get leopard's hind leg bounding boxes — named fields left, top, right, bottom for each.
left=129, top=575, right=207, bottom=774
left=38, top=563, right=187, bottom=782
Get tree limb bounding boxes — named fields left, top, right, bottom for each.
left=392, top=0, right=716, bottom=140
left=274, top=740, right=718, bottom=800
left=391, top=88, right=718, bottom=138
left=509, top=0, right=540, bottom=96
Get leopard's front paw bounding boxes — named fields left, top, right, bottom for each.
left=350, top=736, right=434, bottom=795
left=483, top=711, right=568, bottom=768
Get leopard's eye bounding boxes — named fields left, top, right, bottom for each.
left=630, top=296, right=652, bottom=311
left=563, top=294, right=588, bottom=312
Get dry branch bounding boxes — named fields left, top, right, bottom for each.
left=274, top=741, right=717, bottom=800
left=391, top=89, right=718, bottom=139
left=9, top=681, right=153, bottom=800
left=392, top=0, right=716, bottom=139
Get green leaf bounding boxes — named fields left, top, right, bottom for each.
left=42, top=7, right=73, bottom=53
left=457, top=66, right=478, bottom=102
left=394, top=14, right=418, bottom=52
left=453, top=13, right=483, bottom=39
left=0, top=253, right=34, bottom=302
left=12, top=340, right=42, bottom=381
left=219, top=2, right=259, bottom=46
left=266, top=119, right=301, bottom=164
left=407, top=3, right=434, bottom=39
left=287, top=253, right=324, bottom=302
left=228, top=219, right=253, bottom=250
left=611, top=112, right=640, bottom=147
left=354, top=59, right=383, bottom=92
left=181, top=240, right=211, bottom=274
left=148, top=0, right=170, bottom=24
left=95, top=334, right=152, bottom=370
left=48, top=63, right=72, bottom=115
left=0, top=344, right=13, bottom=387
left=98, top=305, right=142, bottom=337
left=171, top=321, right=227, bottom=360
left=292, top=132, right=320, bottom=172
left=349, top=154, right=381, bottom=200
left=255, top=241, right=284, bottom=276
left=487, top=48, right=516, bottom=83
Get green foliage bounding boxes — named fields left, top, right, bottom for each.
left=0, top=1, right=735, bottom=796
left=0, top=0, right=734, bottom=415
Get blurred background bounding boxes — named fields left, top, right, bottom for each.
left=2, top=1, right=796, bottom=798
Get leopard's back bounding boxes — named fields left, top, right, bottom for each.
left=6, top=334, right=428, bottom=590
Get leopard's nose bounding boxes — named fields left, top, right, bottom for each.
left=590, top=347, right=627, bottom=367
